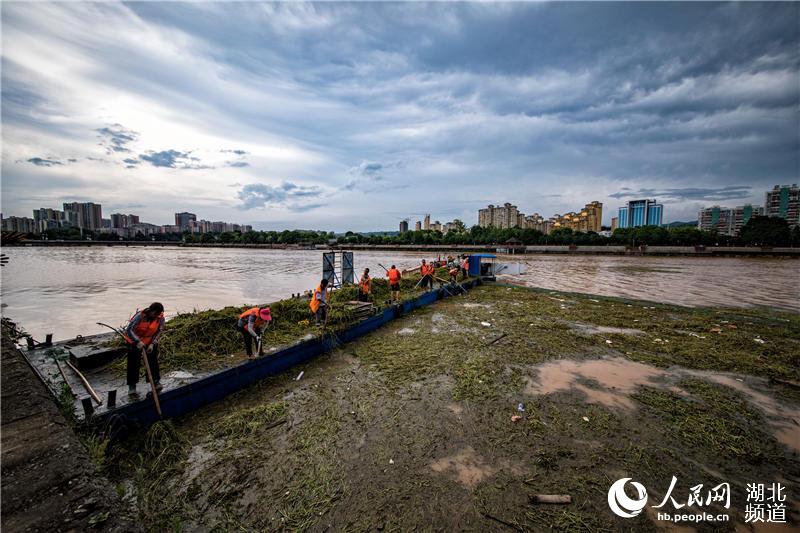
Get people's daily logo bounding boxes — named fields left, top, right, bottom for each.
left=608, top=478, right=648, bottom=518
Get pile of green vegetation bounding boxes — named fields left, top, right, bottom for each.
left=111, top=267, right=457, bottom=375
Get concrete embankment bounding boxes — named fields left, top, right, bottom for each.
left=1, top=337, right=138, bottom=532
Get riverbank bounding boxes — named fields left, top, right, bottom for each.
left=0, top=330, right=138, bottom=532
left=104, top=284, right=799, bottom=531
left=8, top=240, right=800, bottom=257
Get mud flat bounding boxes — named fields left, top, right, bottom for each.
left=96, top=286, right=799, bottom=530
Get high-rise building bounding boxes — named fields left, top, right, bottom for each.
left=414, top=220, right=422, bottom=231
left=478, top=203, right=520, bottom=229
left=697, top=206, right=733, bottom=235
left=731, top=205, right=764, bottom=235
left=549, top=201, right=603, bottom=233
left=765, top=184, right=799, bottom=228
left=111, top=213, right=140, bottom=228
left=423, top=214, right=431, bottom=231
left=618, top=199, right=663, bottom=229
left=583, top=201, right=603, bottom=233
left=699, top=204, right=765, bottom=236
left=399, top=220, right=409, bottom=233
left=63, top=202, right=103, bottom=230
left=2, top=216, right=37, bottom=233
left=175, top=212, right=197, bottom=231
left=611, top=217, right=619, bottom=231
left=32, top=208, right=67, bottom=231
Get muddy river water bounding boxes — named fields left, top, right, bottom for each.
left=1, top=247, right=797, bottom=340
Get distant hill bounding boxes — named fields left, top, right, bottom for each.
left=664, top=221, right=697, bottom=228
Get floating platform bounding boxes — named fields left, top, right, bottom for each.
left=21, top=279, right=479, bottom=442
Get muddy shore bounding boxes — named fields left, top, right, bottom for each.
left=96, top=284, right=800, bottom=531
left=0, top=334, right=138, bottom=532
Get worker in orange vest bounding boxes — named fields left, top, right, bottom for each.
left=449, top=265, right=459, bottom=283
left=310, top=278, right=330, bottom=326
left=420, top=259, right=435, bottom=291
left=358, top=268, right=372, bottom=302
left=461, top=255, right=470, bottom=280
left=124, top=302, right=165, bottom=397
left=387, top=265, right=401, bottom=303
left=237, top=306, right=272, bottom=358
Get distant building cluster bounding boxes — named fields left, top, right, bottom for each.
left=1, top=203, right=252, bottom=237
left=399, top=214, right=462, bottom=234
left=698, top=205, right=763, bottom=236
left=477, top=201, right=603, bottom=234
left=698, top=184, right=798, bottom=236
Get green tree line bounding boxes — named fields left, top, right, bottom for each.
left=27, top=216, right=800, bottom=247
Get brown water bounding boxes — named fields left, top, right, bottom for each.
left=506, top=255, right=799, bottom=312
left=525, top=356, right=800, bottom=452
left=1, top=247, right=796, bottom=341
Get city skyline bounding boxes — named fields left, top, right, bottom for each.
left=2, top=3, right=798, bottom=231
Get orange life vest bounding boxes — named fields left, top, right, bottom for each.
left=125, top=311, right=163, bottom=346
left=239, top=307, right=267, bottom=331
left=422, top=264, right=434, bottom=276
left=310, top=284, right=327, bottom=313
left=387, top=268, right=401, bottom=283
left=359, top=275, right=371, bottom=294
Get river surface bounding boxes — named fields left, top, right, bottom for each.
left=1, top=247, right=797, bottom=340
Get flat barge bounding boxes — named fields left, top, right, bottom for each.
left=20, top=279, right=479, bottom=442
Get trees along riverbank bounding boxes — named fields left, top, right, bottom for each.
left=25, top=216, right=800, bottom=248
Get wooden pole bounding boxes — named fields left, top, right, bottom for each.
left=65, top=360, right=102, bottom=405
left=140, top=348, right=162, bottom=417
left=52, top=355, right=76, bottom=397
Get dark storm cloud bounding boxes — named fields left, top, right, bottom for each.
left=139, top=149, right=213, bottom=169
left=236, top=181, right=324, bottom=209
left=26, top=157, right=62, bottom=167
left=97, top=124, right=139, bottom=154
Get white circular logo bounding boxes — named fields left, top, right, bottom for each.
left=608, top=478, right=648, bottom=518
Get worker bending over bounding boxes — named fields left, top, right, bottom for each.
left=124, top=302, right=165, bottom=397
left=449, top=265, right=459, bottom=283
left=358, top=268, right=372, bottom=302
left=420, top=259, right=435, bottom=291
left=238, top=306, right=272, bottom=358
left=387, top=265, right=401, bottom=304
left=310, top=278, right=330, bottom=326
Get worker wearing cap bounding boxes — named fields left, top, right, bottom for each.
left=310, top=278, right=330, bottom=326
left=238, top=306, right=272, bottom=358
left=124, top=302, right=165, bottom=397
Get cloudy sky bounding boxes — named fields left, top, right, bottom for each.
left=2, top=2, right=798, bottom=230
